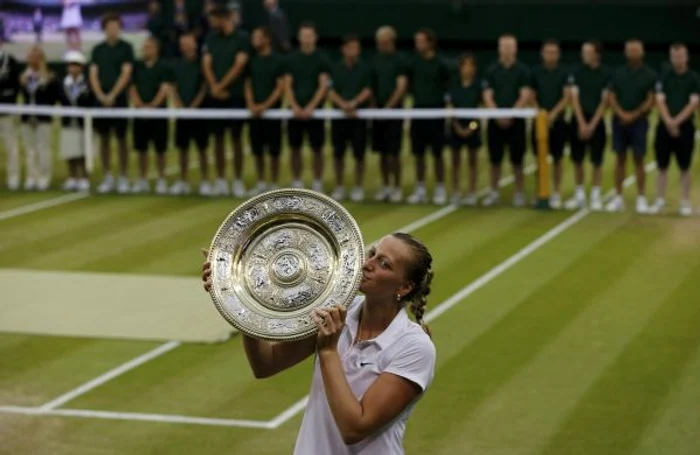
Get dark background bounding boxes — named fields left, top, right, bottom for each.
left=3, top=0, right=699, bottom=71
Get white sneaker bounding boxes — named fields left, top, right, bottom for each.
left=482, top=191, right=500, bottom=207
left=62, top=178, right=78, bottom=192
left=513, top=192, right=527, bottom=208
left=131, top=178, right=150, bottom=194
left=462, top=192, right=477, bottom=206
left=432, top=185, right=448, bottom=205
left=389, top=187, right=403, bottom=203
left=374, top=186, right=391, bottom=202
left=350, top=186, right=364, bottom=202
left=155, top=178, right=169, bottom=195
left=232, top=179, right=246, bottom=198
left=97, top=174, right=114, bottom=194
left=605, top=195, right=625, bottom=212
left=590, top=193, right=603, bottom=211
left=7, top=177, right=20, bottom=191
left=291, top=180, right=304, bottom=189
left=24, top=178, right=36, bottom=191
left=199, top=180, right=213, bottom=197
left=635, top=195, right=649, bottom=214
left=77, top=178, right=90, bottom=192
left=116, top=176, right=130, bottom=194
left=169, top=180, right=191, bottom=196
left=648, top=197, right=665, bottom=214
left=549, top=193, right=562, bottom=209
left=331, top=186, right=345, bottom=201
left=213, top=178, right=229, bottom=196
left=679, top=200, right=692, bottom=217
left=564, top=195, right=584, bottom=211
left=312, top=180, right=324, bottom=193
left=407, top=187, right=427, bottom=205
left=36, top=178, right=50, bottom=191
left=450, top=192, right=462, bottom=206
left=248, top=181, right=267, bottom=197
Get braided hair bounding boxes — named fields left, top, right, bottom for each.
left=392, top=232, right=434, bottom=337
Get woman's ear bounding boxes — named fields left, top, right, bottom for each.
left=398, top=281, right=415, bottom=299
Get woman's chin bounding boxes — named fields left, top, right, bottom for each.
left=358, top=281, right=369, bottom=294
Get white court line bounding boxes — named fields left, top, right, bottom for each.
left=0, top=193, right=90, bottom=222
left=37, top=341, right=181, bottom=411
left=0, top=152, right=220, bottom=223
left=266, top=162, right=658, bottom=429
left=0, top=405, right=272, bottom=429
left=12, top=165, right=537, bottom=417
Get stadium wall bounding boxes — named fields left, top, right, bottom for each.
left=240, top=0, right=700, bottom=45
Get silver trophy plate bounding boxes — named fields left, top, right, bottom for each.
left=207, top=188, right=365, bottom=341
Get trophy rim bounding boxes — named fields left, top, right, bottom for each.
left=206, top=188, right=365, bottom=342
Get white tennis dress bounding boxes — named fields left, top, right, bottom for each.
left=61, top=0, right=83, bottom=30
left=294, top=296, right=437, bottom=455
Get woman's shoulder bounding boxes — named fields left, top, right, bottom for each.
left=386, top=316, right=436, bottom=362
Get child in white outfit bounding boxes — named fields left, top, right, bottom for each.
left=57, top=50, right=92, bottom=191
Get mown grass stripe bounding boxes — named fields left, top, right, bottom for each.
left=0, top=198, right=195, bottom=258
left=633, top=344, right=700, bottom=455
left=409, top=217, right=655, bottom=453
left=0, top=335, right=156, bottom=407
left=537, top=257, right=700, bottom=455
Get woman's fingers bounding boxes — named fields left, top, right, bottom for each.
left=311, top=311, right=330, bottom=335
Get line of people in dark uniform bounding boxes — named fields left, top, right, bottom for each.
left=0, top=5, right=698, bottom=215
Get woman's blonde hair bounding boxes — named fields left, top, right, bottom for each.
left=26, top=45, right=52, bottom=81
left=392, top=232, right=434, bottom=337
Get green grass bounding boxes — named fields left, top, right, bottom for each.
left=1, top=112, right=700, bottom=454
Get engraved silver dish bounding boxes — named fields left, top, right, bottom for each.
left=207, top=188, right=365, bottom=341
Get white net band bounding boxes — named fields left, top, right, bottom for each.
left=0, top=104, right=538, bottom=120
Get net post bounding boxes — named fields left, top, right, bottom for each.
left=84, top=111, right=94, bottom=174
left=535, top=109, right=550, bottom=210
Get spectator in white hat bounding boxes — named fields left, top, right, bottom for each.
left=57, top=50, right=92, bottom=192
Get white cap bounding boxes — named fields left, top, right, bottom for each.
left=64, top=50, right=86, bottom=65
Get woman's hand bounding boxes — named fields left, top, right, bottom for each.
left=201, top=248, right=212, bottom=292
left=312, top=305, right=347, bottom=353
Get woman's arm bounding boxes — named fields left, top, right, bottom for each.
left=243, top=335, right=316, bottom=379
left=313, top=306, right=435, bottom=445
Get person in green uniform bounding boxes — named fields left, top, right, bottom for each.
left=328, top=34, right=373, bottom=203
left=128, top=37, right=172, bottom=194
left=285, top=22, right=332, bottom=192
left=202, top=5, right=251, bottom=197
left=482, top=33, right=532, bottom=207
left=446, top=53, right=483, bottom=206
left=607, top=39, right=656, bottom=213
left=566, top=40, right=611, bottom=212
left=244, top=26, right=286, bottom=196
left=89, top=13, right=135, bottom=194
left=530, top=39, right=571, bottom=209
left=406, top=28, right=451, bottom=205
left=651, top=42, right=700, bottom=216
left=171, top=32, right=210, bottom=197
left=371, top=25, right=408, bottom=203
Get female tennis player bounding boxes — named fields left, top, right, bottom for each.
left=202, top=232, right=436, bottom=454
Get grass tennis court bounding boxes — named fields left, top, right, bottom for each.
left=1, top=115, right=700, bottom=454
